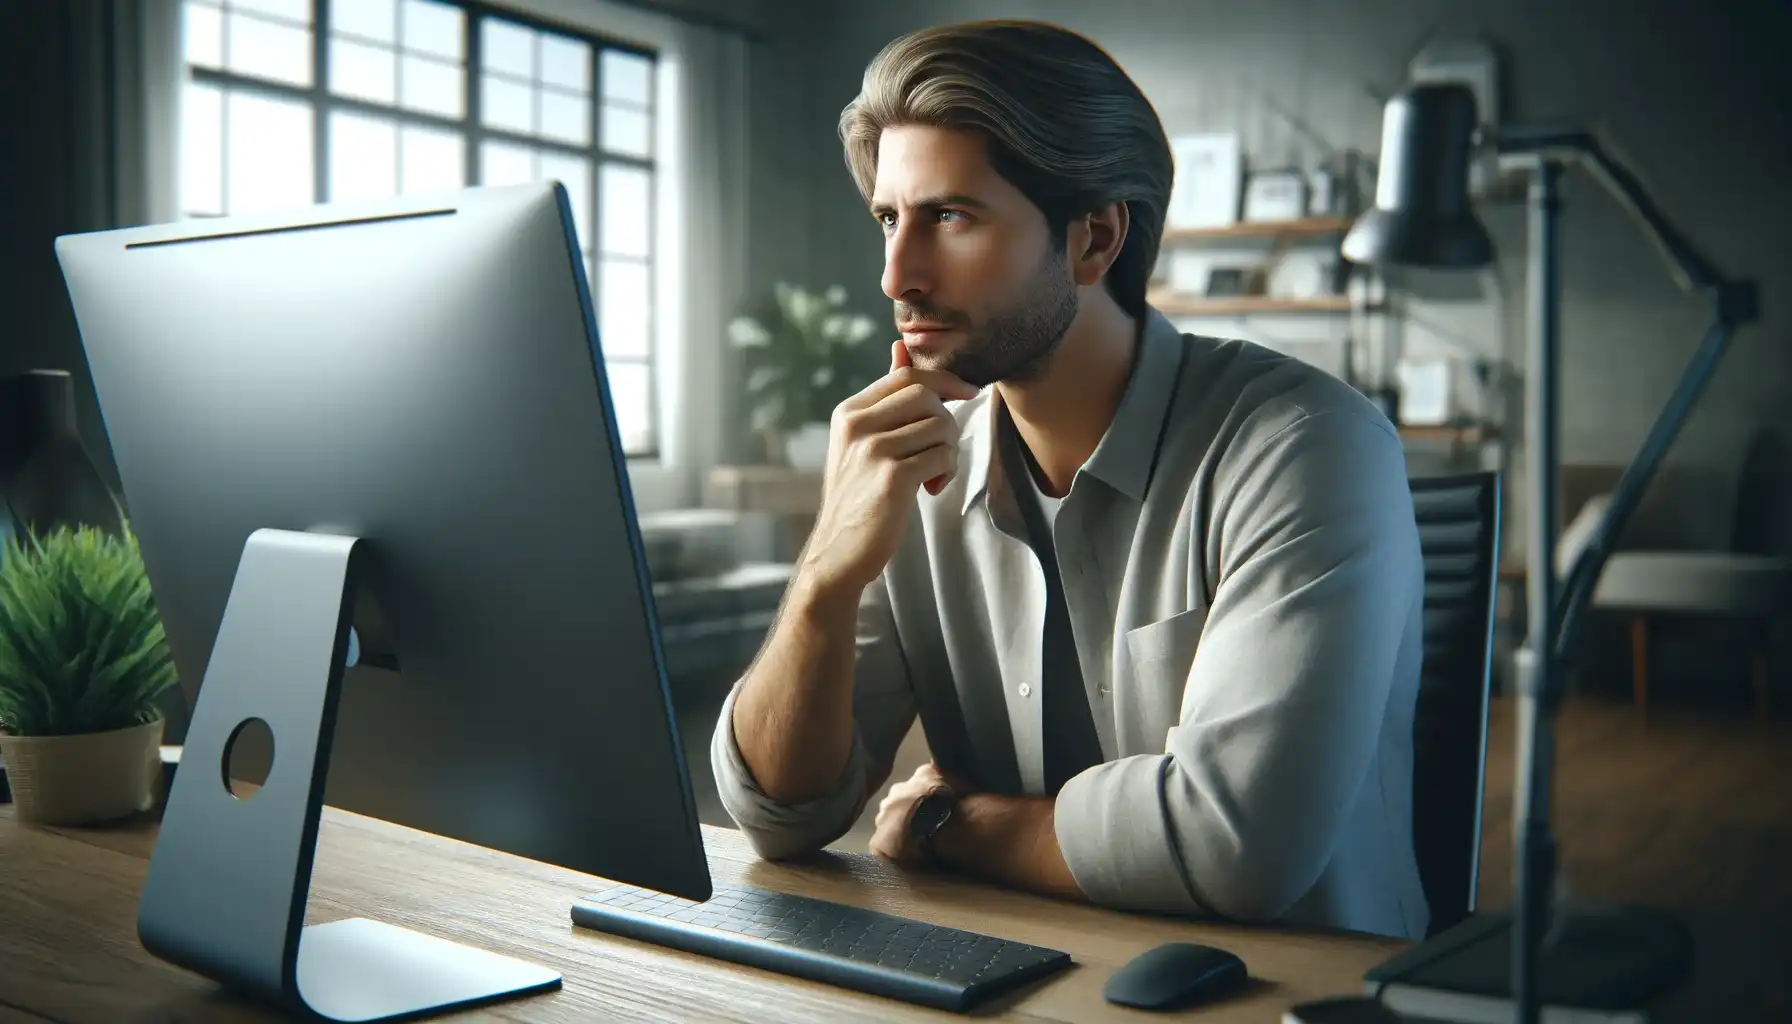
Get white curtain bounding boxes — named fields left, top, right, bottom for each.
left=654, top=18, right=751, bottom=505
left=62, top=0, right=185, bottom=233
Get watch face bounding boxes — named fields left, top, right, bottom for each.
left=910, top=790, right=953, bottom=838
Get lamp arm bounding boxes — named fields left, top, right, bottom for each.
left=1495, top=128, right=1723, bottom=292
left=1492, top=126, right=1760, bottom=665
left=1551, top=317, right=1737, bottom=664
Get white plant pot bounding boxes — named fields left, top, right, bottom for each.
left=0, top=717, right=164, bottom=825
left=783, top=422, right=832, bottom=470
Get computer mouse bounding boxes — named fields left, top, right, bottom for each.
left=1102, top=941, right=1248, bottom=1011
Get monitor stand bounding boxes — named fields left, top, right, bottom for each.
left=136, top=528, right=561, bottom=1022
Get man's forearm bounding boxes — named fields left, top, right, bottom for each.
left=730, top=572, right=862, bottom=804
left=933, top=793, right=1085, bottom=902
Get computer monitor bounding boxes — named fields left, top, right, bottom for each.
left=54, top=182, right=710, bottom=1021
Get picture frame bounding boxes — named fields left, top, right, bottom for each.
left=1167, top=133, right=1243, bottom=229
left=1242, top=167, right=1308, bottom=223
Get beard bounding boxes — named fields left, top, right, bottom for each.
left=895, top=245, right=1080, bottom=387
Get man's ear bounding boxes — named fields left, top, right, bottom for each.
left=1067, top=201, right=1129, bottom=288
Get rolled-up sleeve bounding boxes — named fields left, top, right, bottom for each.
left=1054, top=408, right=1422, bottom=921
left=711, top=572, right=918, bottom=859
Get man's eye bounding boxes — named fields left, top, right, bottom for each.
left=937, top=209, right=965, bottom=223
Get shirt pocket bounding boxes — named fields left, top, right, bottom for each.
left=1118, top=607, right=1210, bottom=745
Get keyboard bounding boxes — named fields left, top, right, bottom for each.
left=570, top=882, right=1073, bottom=1012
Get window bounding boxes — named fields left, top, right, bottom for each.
left=181, top=0, right=661, bottom=456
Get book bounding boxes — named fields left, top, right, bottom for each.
left=1361, top=905, right=1693, bottom=1024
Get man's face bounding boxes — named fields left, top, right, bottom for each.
left=871, top=126, right=1079, bottom=387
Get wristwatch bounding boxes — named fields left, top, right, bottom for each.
left=908, top=786, right=957, bottom=864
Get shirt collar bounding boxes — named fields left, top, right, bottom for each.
left=959, top=306, right=1185, bottom=516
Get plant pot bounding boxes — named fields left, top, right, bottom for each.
left=0, top=717, right=164, bottom=825
left=783, top=422, right=832, bottom=471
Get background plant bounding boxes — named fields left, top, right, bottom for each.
left=0, top=523, right=178, bottom=737
left=728, top=283, right=882, bottom=433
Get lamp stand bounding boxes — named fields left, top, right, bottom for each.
left=1506, top=145, right=1731, bottom=1024
left=1341, top=86, right=1750, bottom=1023
left=1512, top=155, right=1563, bottom=1024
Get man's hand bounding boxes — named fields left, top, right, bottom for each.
left=800, top=342, right=978, bottom=598
left=868, top=761, right=963, bottom=865
left=871, top=762, right=1087, bottom=902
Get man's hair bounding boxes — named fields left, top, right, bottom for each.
left=839, top=20, right=1173, bottom=321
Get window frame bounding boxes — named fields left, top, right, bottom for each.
left=180, top=0, right=663, bottom=459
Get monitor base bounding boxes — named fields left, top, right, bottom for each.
left=136, top=528, right=560, bottom=1022
left=295, top=918, right=560, bottom=1022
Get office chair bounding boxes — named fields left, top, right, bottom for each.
left=1408, top=471, right=1502, bottom=936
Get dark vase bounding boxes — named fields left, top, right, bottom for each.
left=0, top=369, right=125, bottom=804
left=0, top=369, right=123, bottom=546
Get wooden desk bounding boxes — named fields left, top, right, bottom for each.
left=0, top=804, right=1403, bottom=1022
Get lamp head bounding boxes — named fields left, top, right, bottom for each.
left=1343, top=82, right=1495, bottom=269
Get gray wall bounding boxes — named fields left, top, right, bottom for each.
left=774, top=0, right=1792, bottom=557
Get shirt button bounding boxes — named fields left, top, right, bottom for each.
left=1018, top=683, right=1033, bottom=698
left=1097, top=685, right=1109, bottom=698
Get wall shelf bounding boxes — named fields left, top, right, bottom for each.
left=1149, top=292, right=1380, bottom=316
left=1162, top=217, right=1355, bottom=244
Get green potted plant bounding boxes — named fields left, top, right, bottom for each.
left=728, top=283, right=880, bottom=469
left=0, top=523, right=178, bottom=824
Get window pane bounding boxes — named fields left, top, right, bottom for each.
left=602, top=103, right=650, bottom=158
left=480, top=140, right=535, bottom=186
left=329, top=112, right=397, bottom=202
left=232, top=0, right=309, bottom=23
left=600, top=164, right=650, bottom=258
left=185, top=2, right=222, bottom=67
left=539, top=35, right=590, bottom=92
left=181, top=82, right=223, bottom=214
left=401, top=55, right=463, bottom=117
left=540, top=153, right=591, bottom=251
left=539, top=91, right=589, bottom=145
left=400, top=0, right=462, bottom=60
left=332, top=0, right=394, bottom=43
left=481, top=75, right=532, bottom=133
left=606, top=360, right=653, bottom=454
left=599, top=260, right=651, bottom=358
left=226, top=91, right=313, bottom=214
left=330, top=39, right=395, bottom=104
left=481, top=19, right=533, bottom=79
left=400, top=126, right=463, bottom=196
left=227, top=12, right=312, bottom=86
left=601, top=49, right=651, bottom=107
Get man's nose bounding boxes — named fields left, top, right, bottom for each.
left=881, top=223, right=933, bottom=302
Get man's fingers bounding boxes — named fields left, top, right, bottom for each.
left=852, top=382, right=953, bottom=437
left=868, top=411, right=957, bottom=462
left=902, top=444, right=958, bottom=494
left=908, top=367, right=979, bottom=402
left=850, top=349, right=978, bottom=407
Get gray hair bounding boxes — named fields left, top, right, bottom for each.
left=839, top=20, right=1173, bottom=320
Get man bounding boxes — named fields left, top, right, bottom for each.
left=711, top=19, right=1429, bottom=941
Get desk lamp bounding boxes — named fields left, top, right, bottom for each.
left=1342, top=82, right=1758, bottom=1024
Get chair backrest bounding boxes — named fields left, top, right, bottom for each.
left=1408, top=471, right=1501, bottom=936
left=1732, top=427, right=1788, bottom=557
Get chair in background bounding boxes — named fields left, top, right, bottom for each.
left=1559, top=429, right=1791, bottom=721
left=1409, top=471, right=1502, bottom=937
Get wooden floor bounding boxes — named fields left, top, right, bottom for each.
left=1476, top=695, right=1792, bottom=1019
left=1476, top=695, right=1792, bottom=913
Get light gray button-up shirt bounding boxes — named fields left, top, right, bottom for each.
left=712, top=308, right=1430, bottom=940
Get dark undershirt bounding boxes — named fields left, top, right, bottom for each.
left=1000, top=413, right=1106, bottom=797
